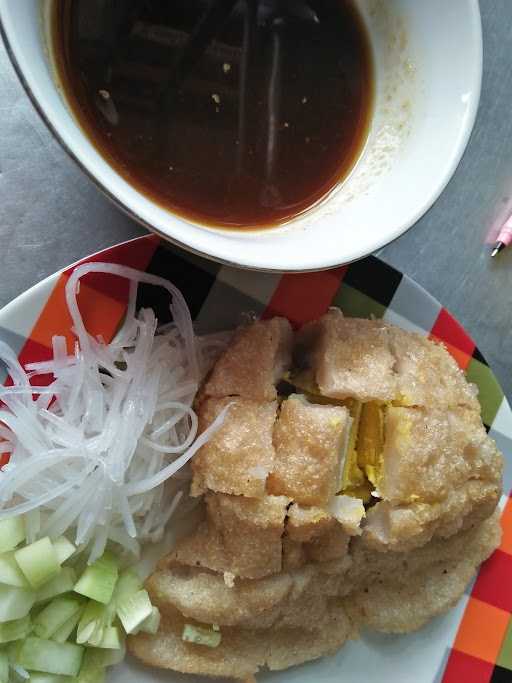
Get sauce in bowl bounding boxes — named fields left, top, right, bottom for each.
left=53, top=0, right=373, bottom=229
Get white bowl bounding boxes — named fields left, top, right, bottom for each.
left=0, top=0, right=482, bottom=272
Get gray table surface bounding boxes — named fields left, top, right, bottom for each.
left=0, top=1, right=511, bottom=399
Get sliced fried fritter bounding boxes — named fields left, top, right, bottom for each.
left=205, top=493, right=290, bottom=578
left=364, top=479, right=501, bottom=552
left=379, top=406, right=502, bottom=504
left=146, top=565, right=294, bottom=626
left=129, top=601, right=353, bottom=678
left=286, top=504, right=348, bottom=562
left=347, top=511, right=501, bottom=633
left=128, top=608, right=267, bottom=679
left=282, top=537, right=306, bottom=571
left=286, top=504, right=334, bottom=542
left=166, top=521, right=229, bottom=574
left=389, top=327, right=480, bottom=410
left=203, top=317, right=293, bottom=401
left=295, top=309, right=396, bottom=402
left=191, top=397, right=277, bottom=498
left=268, top=394, right=350, bottom=506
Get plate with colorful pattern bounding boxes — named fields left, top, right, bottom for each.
left=0, top=234, right=511, bottom=683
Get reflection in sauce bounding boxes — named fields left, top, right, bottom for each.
left=53, top=0, right=373, bottom=229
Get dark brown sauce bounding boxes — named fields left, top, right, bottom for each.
left=53, top=0, right=373, bottom=229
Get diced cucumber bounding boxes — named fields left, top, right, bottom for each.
left=74, top=553, right=118, bottom=605
left=133, top=606, right=160, bottom=635
left=18, top=637, right=84, bottom=677
left=52, top=537, right=76, bottom=566
left=93, top=626, right=123, bottom=650
left=28, top=674, right=70, bottom=683
left=0, top=615, right=31, bottom=643
left=51, top=607, right=83, bottom=644
left=34, top=596, right=83, bottom=639
left=112, top=569, right=142, bottom=604
left=0, top=551, right=29, bottom=588
left=14, top=538, right=61, bottom=589
left=0, top=517, right=25, bottom=553
left=76, top=602, right=110, bottom=646
left=0, top=649, right=8, bottom=683
left=36, top=568, right=77, bottom=604
left=75, top=649, right=106, bottom=683
left=116, top=589, right=152, bottom=634
left=7, top=639, right=23, bottom=664
left=83, top=644, right=125, bottom=669
left=182, top=624, right=222, bottom=648
left=0, top=584, right=36, bottom=622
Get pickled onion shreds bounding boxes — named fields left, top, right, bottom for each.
left=0, top=263, right=229, bottom=562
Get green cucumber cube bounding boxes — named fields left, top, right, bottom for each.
left=112, top=569, right=142, bottom=604
left=0, top=517, right=25, bottom=553
left=0, top=584, right=36, bottom=621
left=0, top=551, right=29, bottom=587
left=0, top=650, right=8, bottom=683
left=94, top=626, right=123, bottom=650
left=34, top=596, right=83, bottom=639
left=0, top=615, right=31, bottom=643
left=51, top=607, right=83, bottom=644
left=76, top=602, right=110, bottom=646
left=74, top=553, right=118, bottom=605
left=18, top=637, right=84, bottom=677
left=182, top=624, right=222, bottom=648
left=75, top=650, right=106, bottom=683
left=52, top=537, right=76, bottom=565
left=36, top=567, right=77, bottom=604
left=134, top=606, right=161, bottom=635
left=28, top=674, right=70, bottom=683
left=14, top=538, right=61, bottom=589
left=116, top=589, right=152, bottom=634
left=83, top=643, right=125, bottom=668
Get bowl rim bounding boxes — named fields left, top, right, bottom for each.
left=0, top=1, right=483, bottom=273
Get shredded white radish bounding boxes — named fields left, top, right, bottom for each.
left=0, top=263, right=229, bottom=562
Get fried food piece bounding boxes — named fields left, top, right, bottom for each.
left=282, top=537, right=306, bottom=571
left=360, top=405, right=502, bottom=551
left=389, top=327, right=480, bottom=411
left=378, top=407, right=502, bottom=505
left=347, top=511, right=501, bottom=632
left=268, top=394, right=350, bottom=506
left=364, top=479, right=501, bottom=552
left=191, top=397, right=277, bottom=498
left=286, top=499, right=365, bottom=564
left=286, top=504, right=348, bottom=562
left=167, top=521, right=230, bottom=575
left=295, top=309, right=396, bottom=402
left=206, top=493, right=290, bottom=579
left=146, top=565, right=295, bottom=626
left=129, top=601, right=353, bottom=679
left=129, top=608, right=267, bottom=679
left=203, top=317, right=293, bottom=401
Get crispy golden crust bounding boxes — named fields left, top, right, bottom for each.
left=296, top=309, right=396, bottom=402
left=268, top=395, right=350, bottom=506
left=128, top=601, right=353, bottom=679
left=130, top=313, right=503, bottom=679
left=381, top=407, right=502, bottom=504
left=389, top=327, right=480, bottom=411
left=206, top=494, right=290, bottom=578
left=191, top=398, right=277, bottom=498
left=203, top=317, right=293, bottom=402
left=364, top=479, right=501, bottom=552
left=347, top=511, right=501, bottom=632
left=146, top=566, right=295, bottom=626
